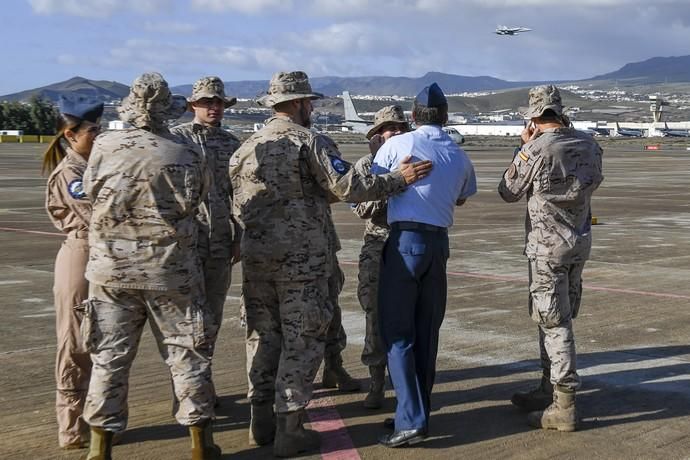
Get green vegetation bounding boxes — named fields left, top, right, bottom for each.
left=0, top=96, right=58, bottom=135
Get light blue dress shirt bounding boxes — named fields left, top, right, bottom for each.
left=371, top=124, right=477, bottom=228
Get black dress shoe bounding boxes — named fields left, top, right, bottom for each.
left=379, top=429, right=428, bottom=448
left=383, top=418, right=394, bottom=430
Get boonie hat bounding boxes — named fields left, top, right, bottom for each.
left=257, top=71, right=324, bottom=108
left=118, top=72, right=187, bottom=127
left=189, top=76, right=237, bottom=108
left=520, top=85, right=563, bottom=119
left=366, top=105, right=409, bottom=139
left=58, top=95, right=104, bottom=123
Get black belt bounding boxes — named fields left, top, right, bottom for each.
left=391, top=221, right=447, bottom=233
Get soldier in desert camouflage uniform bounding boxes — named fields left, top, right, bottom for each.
left=498, top=85, right=603, bottom=433
left=229, top=71, right=432, bottom=457
left=321, top=217, right=358, bottom=392
left=81, top=72, right=220, bottom=459
left=172, top=77, right=241, bottom=367
left=352, top=105, right=409, bottom=409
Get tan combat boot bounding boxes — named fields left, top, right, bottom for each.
left=527, top=386, right=578, bottom=432
left=248, top=400, right=275, bottom=446
left=85, top=427, right=113, bottom=460
left=363, top=365, right=386, bottom=409
left=273, top=409, right=320, bottom=458
left=190, top=419, right=222, bottom=460
left=511, top=374, right=554, bottom=411
left=322, top=356, right=361, bottom=392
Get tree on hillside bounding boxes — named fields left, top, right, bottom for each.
left=28, top=96, right=58, bottom=135
left=1, top=102, right=33, bottom=133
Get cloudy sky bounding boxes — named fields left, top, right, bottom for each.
left=2, top=0, right=689, bottom=94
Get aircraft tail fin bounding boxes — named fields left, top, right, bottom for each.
left=342, top=91, right=366, bottom=123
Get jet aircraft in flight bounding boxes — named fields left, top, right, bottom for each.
left=495, top=26, right=532, bottom=35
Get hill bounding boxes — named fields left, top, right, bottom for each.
left=0, top=76, right=129, bottom=103
left=587, top=55, right=690, bottom=85
left=4, top=54, right=690, bottom=107
left=172, top=72, right=537, bottom=98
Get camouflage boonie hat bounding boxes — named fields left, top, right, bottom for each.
left=366, top=105, right=409, bottom=139
left=256, top=71, right=324, bottom=108
left=188, top=76, right=237, bottom=108
left=520, top=85, right=563, bottom=119
left=118, top=72, right=187, bottom=127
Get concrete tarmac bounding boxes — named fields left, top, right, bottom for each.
left=1, top=140, right=689, bottom=459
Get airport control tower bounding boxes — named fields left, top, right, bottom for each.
left=649, top=95, right=667, bottom=123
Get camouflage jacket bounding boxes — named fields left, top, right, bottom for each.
left=46, top=147, right=92, bottom=239
left=498, top=127, right=604, bottom=263
left=352, top=153, right=390, bottom=240
left=171, top=121, right=241, bottom=259
left=83, top=128, right=209, bottom=291
left=229, top=115, right=406, bottom=281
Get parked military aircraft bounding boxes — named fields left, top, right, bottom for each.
left=495, top=26, right=532, bottom=35
left=657, top=122, right=690, bottom=137
left=341, top=91, right=372, bottom=134
left=615, top=122, right=645, bottom=137
left=341, top=91, right=464, bottom=144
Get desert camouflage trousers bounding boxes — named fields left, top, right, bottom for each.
left=201, top=256, right=232, bottom=356
left=324, top=261, right=347, bottom=366
left=82, top=284, right=214, bottom=432
left=54, top=238, right=91, bottom=447
left=528, top=258, right=585, bottom=391
left=357, top=235, right=387, bottom=367
left=244, top=277, right=332, bottom=413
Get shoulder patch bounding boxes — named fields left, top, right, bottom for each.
left=68, top=179, right=86, bottom=199
left=330, top=156, right=349, bottom=174
left=518, top=151, right=529, bottom=162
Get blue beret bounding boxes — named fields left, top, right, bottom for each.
left=414, top=82, right=447, bottom=108
left=58, top=95, right=104, bottom=123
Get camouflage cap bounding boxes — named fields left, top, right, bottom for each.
left=256, top=71, right=324, bottom=108
left=188, top=76, right=237, bottom=108
left=366, top=105, right=409, bottom=139
left=521, top=84, right=563, bottom=119
left=118, top=72, right=188, bottom=128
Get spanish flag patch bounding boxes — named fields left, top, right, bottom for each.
left=518, top=151, right=529, bottom=162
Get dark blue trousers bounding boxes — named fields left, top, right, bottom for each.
left=378, top=225, right=449, bottom=431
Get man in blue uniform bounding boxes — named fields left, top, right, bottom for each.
left=372, top=83, right=477, bottom=447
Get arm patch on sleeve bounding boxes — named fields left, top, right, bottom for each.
left=68, top=180, right=87, bottom=199
left=329, top=156, right=349, bottom=174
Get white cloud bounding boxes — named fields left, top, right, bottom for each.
left=143, top=20, right=198, bottom=34
left=293, top=22, right=397, bottom=55
left=56, top=54, right=79, bottom=65
left=191, top=0, right=292, bottom=14
left=62, top=39, right=293, bottom=79
left=28, top=0, right=172, bottom=17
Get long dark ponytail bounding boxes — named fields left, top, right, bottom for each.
left=41, top=113, right=83, bottom=175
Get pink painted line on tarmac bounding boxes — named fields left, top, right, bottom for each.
left=307, top=394, right=361, bottom=460
left=341, top=261, right=690, bottom=301
left=0, top=226, right=62, bottom=237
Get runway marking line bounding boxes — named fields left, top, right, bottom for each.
left=341, top=261, right=690, bottom=301
left=3, top=226, right=689, bottom=301
left=0, top=226, right=63, bottom=237
left=307, top=393, right=361, bottom=460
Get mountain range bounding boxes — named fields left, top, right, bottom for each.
left=2, top=55, right=690, bottom=103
